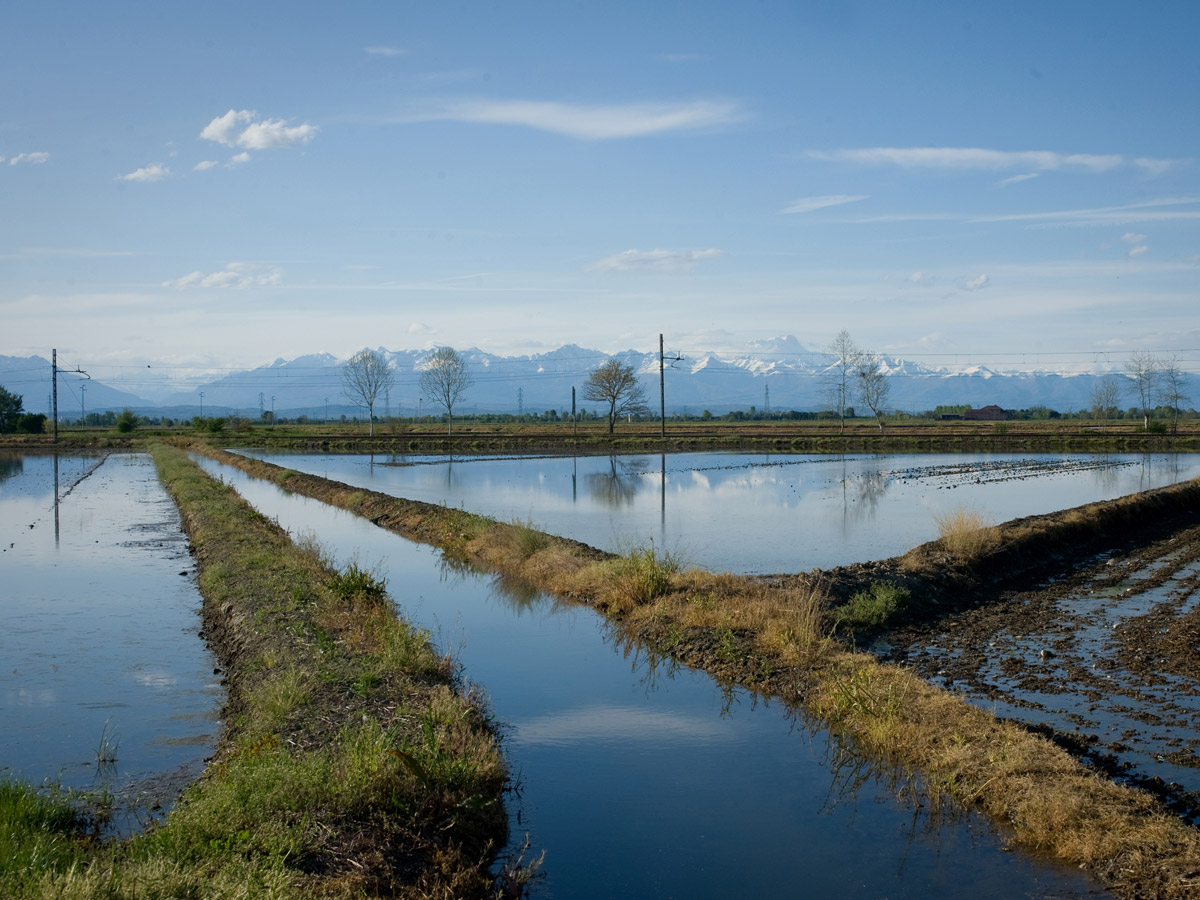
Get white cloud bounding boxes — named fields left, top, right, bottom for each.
left=401, top=98, right=743, bottom=140
left=200, top=109, right=317, bottom=149
left=996, top=172, right=1040, bottom=188
left=907, top=271, right=934, bottom=285
left=8, top=151, right=49, bottom=166
left=365, top=46, right=404, bottom=56
left=963, top=274, right=989, bottom=290
left=810, top=146, right=1124, bottom=173
left=1121, top=232, right=1147, bottom=243
left=229, top=152, right=251, bottom=165
left=1134, top=157, right=1187, bottom=177
left=780, top=194, right=869, bottom=214
left=1127, top=244, right=1149, bottom=258
left=407, top=321, right=435, bottom=335
left=163, top=262, right=283, bottom=290
left=587, top=248, right=722, bottom=272
left=118, top=163, right=170, bottom=182
left=193, top=160, right=218, bottom=171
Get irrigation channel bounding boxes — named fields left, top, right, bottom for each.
left=197, top=453, right=1117, bottom=898
left=0, top=451, right=220, bottom=835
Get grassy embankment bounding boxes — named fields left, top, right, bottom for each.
left=10, top=416, right=1200, bottom=455
left=192, top=441, right=1200, bottom=900
left=0, top=442, right=510, bottom=900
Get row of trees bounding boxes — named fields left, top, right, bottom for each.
left=343, top=349, right=649, bottom=436
left=342, top=347, right=473, bottom=436
left=1110, top=351, right=1192, bottom=432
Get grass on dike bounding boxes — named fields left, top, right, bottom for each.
left=0, top=442, right=510, bottom=900
left=195, top=444, right=1200, bottom=900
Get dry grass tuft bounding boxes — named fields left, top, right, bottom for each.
left=933, top=506, right=1001, bottom=557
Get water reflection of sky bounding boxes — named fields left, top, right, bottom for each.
left=200, top=458, right=1109, bottom=900
left=0, top=453, right=220, bottom=832
left=240, top=450, right=1200, bottom=573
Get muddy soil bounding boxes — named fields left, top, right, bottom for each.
left=880, top=520, right=1200, bottom=824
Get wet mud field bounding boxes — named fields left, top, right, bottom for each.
left=881, top=519, right=1200, bottom=824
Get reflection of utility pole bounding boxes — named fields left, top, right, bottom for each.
left=661, top=452, right=666, bottom=530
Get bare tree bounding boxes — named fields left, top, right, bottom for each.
left=823, top=330, right=860, bottom=433
left=342, top=348, right=394, bottom=436
left=1089, top=375, right=1121, bottom=421
left=1125, top=350, right=1160, bottom=431
left=1158, top=355, right=1190, bottom=434
left=583, top=359, right=648, bottom=434
left=419, top=346, right=472, bottom=435
left=855, top=351, right=891, bottom=432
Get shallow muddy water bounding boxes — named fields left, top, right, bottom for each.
left=236, top=450, right=1200, bottom=573
left=0, top=452, right=220, bottom=831
left=198, top=456, right=1109, bottom=899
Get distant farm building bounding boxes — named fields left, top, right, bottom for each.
left=963, top=405, right=1009, bottom=421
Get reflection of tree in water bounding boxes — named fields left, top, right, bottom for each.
left=584, top=456, right=648, bottom=508
left=1089, top=455, right=1121, bottom=492
left=837, top=470, right=891, bottom=525
left=0, top=454, right=23, bottom=483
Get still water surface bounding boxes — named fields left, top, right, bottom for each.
left=200, top=456, right=1108, bottom=899
left=0, top=452, right=220, bottom=830
left=237, top=450, right=1200, bottom=573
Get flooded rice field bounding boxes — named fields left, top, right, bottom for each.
left=197, top=455, right=1110, bottom=899
left=886, top=520, right=1200, bottom=824
left=236, top=450, right=1200, bottom=573
left=0, top=451, right=220, bottom=833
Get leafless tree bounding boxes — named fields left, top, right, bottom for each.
left=855, top=351, right=891, bottom=432
left=1089, top=375, right=1121, bottom=421
left=1125, top=350, right=1160, bottom=431
left=823, top=330, right=860, bottom=433
left=1158, top=355, right=1190, bottom=434
left=583, top=359, right=648, bottom=434
left=341, top=348, right=394, bottom=436
left=419, top=346, right=472, bottom=435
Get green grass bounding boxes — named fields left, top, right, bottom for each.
left=834, top=582, right=911, bottom=629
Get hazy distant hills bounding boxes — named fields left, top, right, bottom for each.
left=0, top=340, right=1174, bottom=419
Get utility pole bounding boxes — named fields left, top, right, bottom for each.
left=324, top=397, right=328, bottom=423
left=52, top=349, right=58, bottom=442
left=80, top=384, right=86, bottom=426
left=659, top=333, right=665, bottom=438
left=199, top=391, right=204, bottom=419
left=517, top=387, right=524, bottom=417
left=572, top=387, right=577, bottom=437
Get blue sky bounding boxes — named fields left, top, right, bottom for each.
left=3, top=0, right=1198, bottom=378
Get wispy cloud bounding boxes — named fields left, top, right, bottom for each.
left=118, top=163, right=170, bottom=182
left=396, top=98, right=743, bottom=140
left=193, top=160, right=218, bottom=172
left=7, top=151, right=49, bottom=166
left=973, top=196, right=1200, bottom=226
left=996, top=172, right=1040, bottom=188
left=963, top=274, right=989, bottom=290
left=1134, top=157, right=1188, bottom=177
left=1121, top=232, right=1148, bottom=244
left=810, top=146, right=1132, bottom=173
left=365, top=46, right=404, bottom=57
left=229, top=152, right=251, bottom=165
left=780, top=194, right=868, bottom=214
left=587, top=248, right=722, bottom=272
left=907, top=271, right=935, bottom=285
left=1127, top=244, right=1149, bottom=258
left=200, top=109, right=317, bottom=149
left=163, top=262, right=283, bottom=290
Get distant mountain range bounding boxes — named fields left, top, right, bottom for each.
left=0, top=339, right=1178, bottom=419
